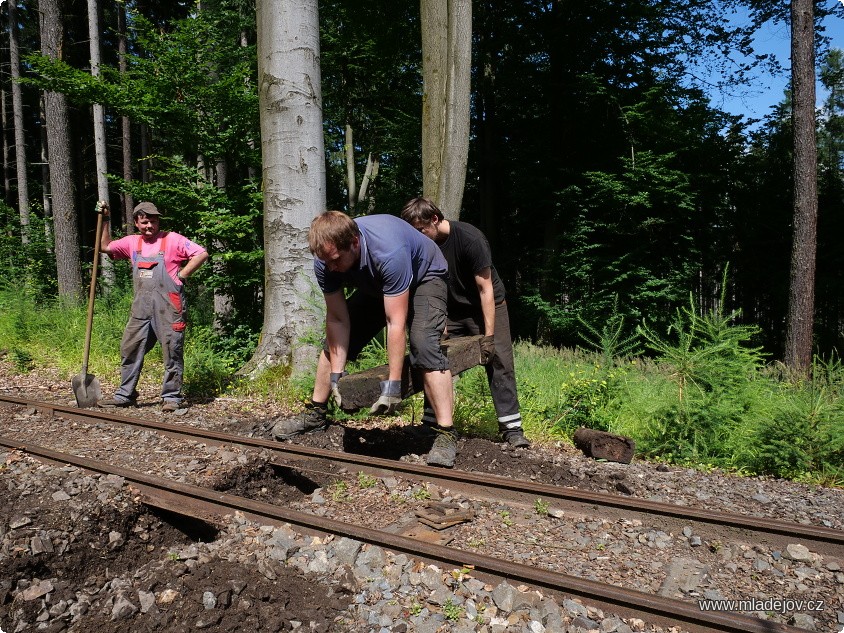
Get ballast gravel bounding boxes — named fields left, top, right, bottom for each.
left=0, top=365, right=843, bottom=632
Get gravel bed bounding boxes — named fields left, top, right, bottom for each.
left=1, top=365, right=843, bottom=632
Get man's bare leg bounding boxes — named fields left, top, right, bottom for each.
left=422, top=368, right=454, bottom=426
left=312, top=351, right=332, bottom=403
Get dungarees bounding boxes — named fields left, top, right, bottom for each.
left=114, top=234, right=186, bottom=404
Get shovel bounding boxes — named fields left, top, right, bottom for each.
left=72, top=202, right=106, bottom=407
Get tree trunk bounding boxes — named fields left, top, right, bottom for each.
left=345, top=124, right=357, bottom=212
left=39, top=95, right=53, bottom=251
left=117, top=1, right=134, bottom=233
left=9, top=0, right=30, bottom=242
left=1, top=88, right=10, bottom=204
left=140, top=123, right=150, bottom=184
left=420, top=0, right=471, bottom=218
left=784, top=0, right=818, bottom=375
left=87, top=0, right=114, bottom=287
left=41, top=0, right=82, bottom=302
left=245, top=0, right=325, bottom=375
left=358, top=152, right=377, bottom=205
left=214, top=158, right=234, bottom=330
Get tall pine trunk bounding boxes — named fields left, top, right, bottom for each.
left=41, top=0, right=82, bottom=302
left=245, top=0, right=325, bottom=375
left=1, top=88, right=9, bottom=203
left=9, top=0, right=30, bottom=242
left=784, top=0, right=818, bottom=374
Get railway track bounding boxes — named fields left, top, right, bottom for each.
left=2, top=394, right=842, bottom=554
left=2, top=394, right=842, bottom=631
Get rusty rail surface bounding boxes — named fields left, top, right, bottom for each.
left=2, top=394, right=843, bottom=551
left=0, top=434, right=812, bottom=633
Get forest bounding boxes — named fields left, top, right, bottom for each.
left=0, top=0, right=842, bottom=481
left=0, top=1, right=842, bottom=380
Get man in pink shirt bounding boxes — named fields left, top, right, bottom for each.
left=97, top=201, right=208, bottom=412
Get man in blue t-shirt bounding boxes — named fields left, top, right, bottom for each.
left=272, top=211, right=460, bottom=467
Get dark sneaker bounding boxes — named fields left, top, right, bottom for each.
left=409, top=419, right=438, bottom=439
left=502, top=429, right=530, bottom=448
left=425, top=427, right=458, bottom=468
left=272, top=403, right=328, bottom=440
left=162, top=401, right=183, bottom=413
left=98, top=397, right=136, bottom=408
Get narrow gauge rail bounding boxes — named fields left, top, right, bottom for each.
left=2, top=394, right=843, bottom=556
left=0, top=434, right=812, bottom=633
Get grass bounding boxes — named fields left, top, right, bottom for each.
left=1, top=286, right=841, bottom=485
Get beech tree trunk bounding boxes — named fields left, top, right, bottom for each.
left=784, top=0, right=818, bottom=375
left=87, top=0, right=114, bottom=287
left=420, top=0, right=471, bottom=218
left=41, top=0, right=82, bottom=302
left=245, top=0, right=325, bottom=375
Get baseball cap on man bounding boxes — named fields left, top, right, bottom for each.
left=133, top=201, right=161, bottom=217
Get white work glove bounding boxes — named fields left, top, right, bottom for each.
left=369, top=380, right=402, bottom=415
left=330, top=371, right=347, bottom=409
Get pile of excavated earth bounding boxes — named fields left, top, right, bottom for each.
left=0, top=362, right=843, bottom=632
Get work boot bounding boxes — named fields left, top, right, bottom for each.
left=272, top=402, right=329, bottom=440
left=502, top=429, right=530, bottom=448
left=425, top=426, right=458, bottom=468
left=161, top=401, right=184, bottom=413
left=98, top=397, right=136, bottom=408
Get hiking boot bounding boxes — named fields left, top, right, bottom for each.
left=98, top=397, right=136, bottom=408
left=425, top=427, right=458, bottom=468
left=162, top=401, right=184, bottom=413
left=502, top=429, right=530, bottom=448
left=272, top=403, right=328, bottom=440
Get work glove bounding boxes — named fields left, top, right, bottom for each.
left=480, top=335, right=496, bottom=364
left=329, top=371, right=347, bottom=409
left=369, top=380, right=402, bottom=415
left=96, top=200, right=109, bottom=216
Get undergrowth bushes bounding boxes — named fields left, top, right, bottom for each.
left=0, top=284, right=841, bottom=485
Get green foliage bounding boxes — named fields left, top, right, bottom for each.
left=442, top=598, right=464, bottom=622
left=634, top=290, right=766, bottom=462
left=578, top=299, right=641, bottom=367
left=330, top=481, right=349, bottom=502
left=741, top=389, right=844, bottom=479
left=356, top=472, right=377, bottom=489
left=119, top=160, right=264, bottom=335
left=0, top=286, right=840, bottom=485
left=0, top=205, right=59, bottom=300
left=25, top=8, right=264, bottom=335
left=320, top=0, right=422, bottom=212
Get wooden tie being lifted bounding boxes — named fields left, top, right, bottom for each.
left=335, top=335, right=484, bottom=411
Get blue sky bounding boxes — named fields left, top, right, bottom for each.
left=711, top=3, right=844, bottom=122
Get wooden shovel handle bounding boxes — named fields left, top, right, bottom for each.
left=81, top=203, right=106, bottom=374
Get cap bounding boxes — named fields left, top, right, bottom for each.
left=133, top=201, right=161, bottom=217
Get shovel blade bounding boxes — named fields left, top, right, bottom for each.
left=72, top=372, right=102, bottom=408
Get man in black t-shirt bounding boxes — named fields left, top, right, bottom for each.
left=401, top=197, right=530, bottom=448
